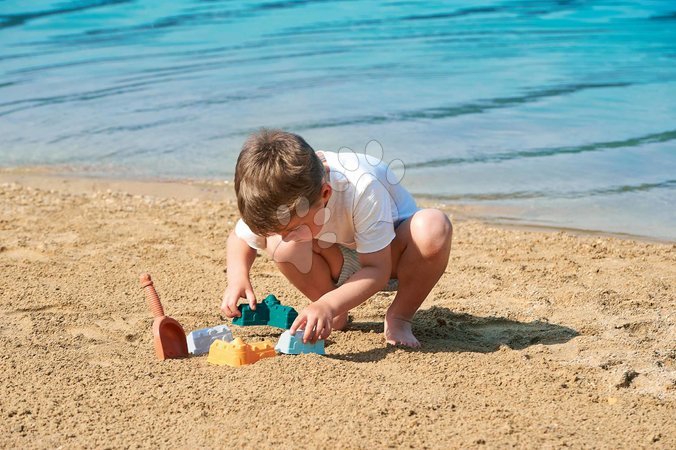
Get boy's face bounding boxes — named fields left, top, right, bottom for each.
left=276, top=183, right=332, bottom=242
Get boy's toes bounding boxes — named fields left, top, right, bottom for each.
left=386, top=336, right=421, bottom=348
left=384, top=317, right=421, bottom=348
left=406, top=337, right=421, bottom=348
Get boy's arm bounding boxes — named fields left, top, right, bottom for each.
left=324, top=246, right=391, bottom=314
left=291, top=178, right=398, bottom=341
left=220, top=230, right=260, bottom=317
left=289, top=244, right=391, bottom=341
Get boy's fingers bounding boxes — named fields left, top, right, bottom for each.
left=311, top=323, right=323, bottom=344
left=220, top=296, right=233, bottom=316
left=220, top=289, right=240, bottom=317
left=303, top=317, right=317, bottom=343
left=224, top=295, right=242, bottom=318
left=221, top=305, right=234, bottom=318
left=220, top=293, right=231, bottom=314
left=315, top=319, right=330, bottom=343
left=220, top=304, right=232, bottom=317
left=319, top=322, right=331, bottom=340
left=289, top=313, right=306, bottom=335
left=245, top=289, right=257, bottom=310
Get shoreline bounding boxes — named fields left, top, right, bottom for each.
left=1, top=166, right=671, bottom=245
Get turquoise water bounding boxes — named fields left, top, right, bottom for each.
left=1, top=1, right=675, bottom=240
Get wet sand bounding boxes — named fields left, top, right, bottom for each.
left=1, top=170, right=674, bottom=448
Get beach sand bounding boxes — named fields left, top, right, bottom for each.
left=1, top=170, right=674, bottom=448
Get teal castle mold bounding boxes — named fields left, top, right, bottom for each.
left=232, top=294, right=298, bottom=329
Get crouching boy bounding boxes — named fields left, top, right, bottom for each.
left=221, top=129, right=452, bottom=347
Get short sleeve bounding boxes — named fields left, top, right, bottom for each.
left=234, top=219, right=267, bottom=251
left=353, top=178, right=396, bottom=254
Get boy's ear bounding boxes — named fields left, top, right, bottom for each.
left=321, top=182, right=332, bottom=202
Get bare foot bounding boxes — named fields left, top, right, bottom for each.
left=384, top=315, right=420, bottom=348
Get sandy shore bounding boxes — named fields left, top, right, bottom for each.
left=1, top=170, right=674, bottom=448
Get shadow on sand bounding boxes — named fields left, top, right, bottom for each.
left=328, top=306, right=579, bottom=363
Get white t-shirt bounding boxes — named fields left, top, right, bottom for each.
left=234, top=150, right=419, bottom=254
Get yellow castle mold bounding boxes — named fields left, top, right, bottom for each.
left=207, top=337, right=276, bottom=367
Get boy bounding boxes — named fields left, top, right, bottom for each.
left=220, top=129, right=452, bottom=347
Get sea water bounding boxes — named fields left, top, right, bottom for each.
left=1, top=1, right=674, bottom=240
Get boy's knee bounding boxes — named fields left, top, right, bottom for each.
left=410, top=209, right=452, bottom=256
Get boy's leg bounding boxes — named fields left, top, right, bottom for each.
left=386, top=209, right=453, bottom=347
left=265, top=236, right=349, bottom=330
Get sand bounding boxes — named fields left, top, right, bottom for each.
left=1, top=170, right=674, bottom=449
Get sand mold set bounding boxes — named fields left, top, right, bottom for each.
left=0, top=174, right=674, bottom=448
left=140, top=273, right=323, bottom=365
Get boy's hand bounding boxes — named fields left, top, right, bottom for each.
left=220, top=277, right=257, bottom=318
left=290, top=301, right=333, bottom=344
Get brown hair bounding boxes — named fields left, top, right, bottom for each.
left=234, top=128, right=325, bottom=235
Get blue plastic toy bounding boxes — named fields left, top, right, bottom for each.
left=275, top=330, right=325, bottom=355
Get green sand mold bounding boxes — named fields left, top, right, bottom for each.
left=233, top=294, right=298, bottom=329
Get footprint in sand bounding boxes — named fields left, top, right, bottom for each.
left=95, top=315, right=145, bottom=342
left=67, top=326, right=108, bottom=341
left=67, top=317, right=145, bottom=368
left=68, top=314, right=145, bottom=343
left=1, top=305, right=74, bottom=337
left=0, top=248, right=49, bottom=262
left=0, top=313, right=33, bottom=337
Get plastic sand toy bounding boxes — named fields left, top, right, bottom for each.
left=275, top=330, right=325, bottom=355
left=140, top=273, right=188, bottom=360
left=232, top=294, right=298, bottom=329
left=186, top=324, right=233, bottom=355
left=207, top=337, right=276, bottom=367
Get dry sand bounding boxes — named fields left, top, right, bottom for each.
left=0, top=170, right=674, bottom=449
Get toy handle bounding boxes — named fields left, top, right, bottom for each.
left=140, top=273, right=165, bottom=318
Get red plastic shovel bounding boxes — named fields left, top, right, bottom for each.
left=140, top=273, right=188, bottom=360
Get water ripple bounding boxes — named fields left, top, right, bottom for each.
left=47, top=117, right=189, bottom=144
left=0, top=0, right=133, bottom=30
left=407, top=129, right=676, bottom=169
left=284, top=82, right=633, bottom=131
left=426, top=179, right=676, bottom=202
left=0, top=82, right=155, bottom=117
left=650, top=11, right=676, bottom=21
